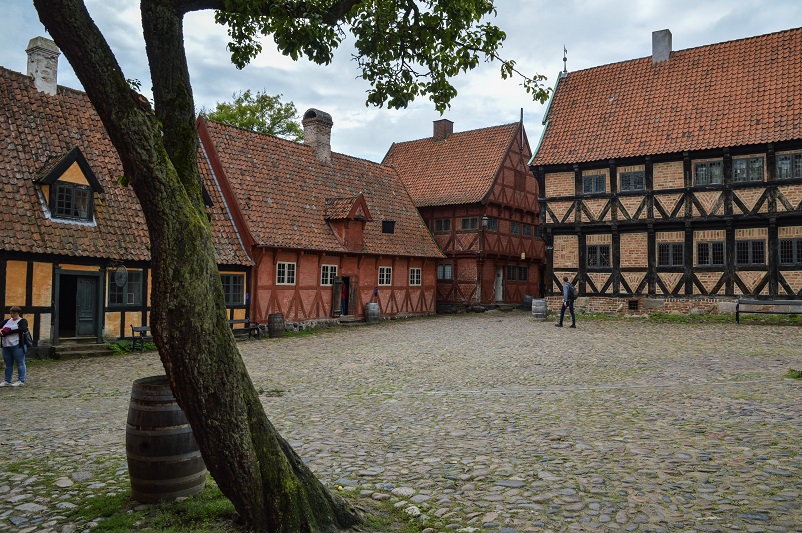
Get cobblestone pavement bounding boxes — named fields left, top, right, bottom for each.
left=1, top=312, right=801, bottom=532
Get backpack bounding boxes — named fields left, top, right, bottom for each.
left=23, top=330, right=33, bottom=350
left=568, top=283, right=578, bottom=301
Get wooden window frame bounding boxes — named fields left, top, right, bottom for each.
left=276, top=262, right=296, bottom=285
left=378, top=266, right=392, bottom=286
left=735, top=240, right=765, bottom=266
left=108, top=269, right=143, bottom=306
left=522, top=224, right=532, bottom=237
left=51, top=182, right=94, bottom=221
left=694, top=160, right=723, bottom=186
left=434, top=219, right=451, bottom=233
left=409, top=268, right=421, bottom=286
left=586, top=244, right=611, bottom=268
left=732, top=157, right=764, bottom=183
left=220, top=273, right=245, bottom=306
left=657, top=243, right=684, bottom=267
left=437, top=264, right=452, bottom=281
left=510, top=222, right=521, bottom=235
left=484, top=217, right=498, bottom=232
left=517, top=266, right=528, bottom=281
left=582, top=174, right=606, bottom=194
left=696, top=242, right=725, bottom=266
left=777, top=153, right=802, bottom=180
left=780, top=239, right=802, bottom=265
left=619, top=171, right=645, bottom=192
left=320, top=264, right=337, bottom=286
left=461, top=217, right=479, bottom=230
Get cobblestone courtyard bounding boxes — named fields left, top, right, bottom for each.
left=1, top=312, right=801, bottom=532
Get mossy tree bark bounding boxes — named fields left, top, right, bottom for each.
left=33, top=0, right=360, bottom=531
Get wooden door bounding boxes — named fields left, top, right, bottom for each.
left=76, top=276, right=98, bottom=336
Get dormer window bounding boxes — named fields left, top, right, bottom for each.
left=52, top=182, right=93, bottom=220
left=36, top=147, right=104, bottom=224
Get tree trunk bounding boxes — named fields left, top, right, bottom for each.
left=33, top=1, right=361, bottom=531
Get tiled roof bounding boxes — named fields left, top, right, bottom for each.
left=324, top=197, right=359, bottom=220
left=0, top=66, right=251, bottom=266
left=382, top=123, right=519, bottom=207
left=200, top=119, right=444, bottom=258
left=531, top=27, right=802, bottom=166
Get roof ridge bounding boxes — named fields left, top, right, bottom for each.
left=392, top=121, right=519, bottom=146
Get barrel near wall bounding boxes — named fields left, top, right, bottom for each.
left=126, top=375, right=207, bottom=503
left=531, top=298, right=548, bottom=321
left=365, top=302, right=380, bottom=323
left=522, top=295, right=534, bottom=311
left=267, top=313, right=285, bottom=338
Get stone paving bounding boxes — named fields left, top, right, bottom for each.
left=1, top=311, right=801, bottom=532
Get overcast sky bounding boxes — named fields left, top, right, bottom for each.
left=2, top=1, right=801, bottom=162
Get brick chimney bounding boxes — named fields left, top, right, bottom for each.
left=302, top=109, right=333, bottom=163
left=433, top=119, right=453, bottom=141
left=26, top=36, right=60, bottom=95
left=652, top=29, right=672, bottom=63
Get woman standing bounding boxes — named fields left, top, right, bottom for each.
left=1, top=306, right=28, bottom=387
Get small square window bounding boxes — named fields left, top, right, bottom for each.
left=583, top=174, right=606, bottom=194
left=434, top=219, right=451, bottom=232
left=484, top=217, right=498, bottom=231
left=276, top=262, right=296, bottom=285
left=382, top=220, right=395, bottom=234
left=694, top=161, right=723, bottom=185
left=510, top=222, right=521, bottom=235
left=587, top=244, right=611, bottom=268
left=437, top=264, right=452, bottom=281
left=52, top=182, right=94, bottom=221
left=619, top=171, right=645, bottom=192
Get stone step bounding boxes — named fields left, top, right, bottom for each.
left=51, top=343, right=116, bottom=360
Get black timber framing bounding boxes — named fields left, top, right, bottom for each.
left=533, top=141, right=802, bottom=299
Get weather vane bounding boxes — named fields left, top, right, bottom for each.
left=563, top=45, right=568, bottom=75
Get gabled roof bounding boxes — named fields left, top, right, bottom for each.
left=199, top=118, right=443, bottom=258
left=0, top=66, right=251, bottom=265
left=382, top=123, right=520, bottom=207
left=324, top=195, right=372, bottom=221
left=531, top=27, right=802, bottom=166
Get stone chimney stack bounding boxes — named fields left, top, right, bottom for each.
left=26, top=36, right=60, bottom=95
left=652, top=29, right=672, bottom=63
left=302, top=109, right=333, bottom=163
left=433, top=119, right=453, bottom=141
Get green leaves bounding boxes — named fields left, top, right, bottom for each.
left=210, top=0, right=550, bottom=112
left=201, top=89, right=304, bottom=142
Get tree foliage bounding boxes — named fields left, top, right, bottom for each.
left=202, top=90, right=303, bottom=142
left=32, top=1, right=549, bottom=531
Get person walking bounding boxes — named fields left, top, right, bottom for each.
left=555, top=277, right=576, bottom=328
left=1, top=306, right=28, bottom=387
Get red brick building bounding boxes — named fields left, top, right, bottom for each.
left=530, top=28, right=802, bottom=314
left=384, top=119, right=546, bottom=310
left=198, top=109, right=443, bottom=324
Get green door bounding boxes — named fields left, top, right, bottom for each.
left=76, top=277, right=98, bottom=336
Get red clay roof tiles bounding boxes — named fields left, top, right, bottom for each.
left=531, top=27, right=802, bottom=166
left=201, top=119, right=443, bottom=258
left=382, top=123, right=519, bottom=207
left=0, top=66, right=251, bottom=266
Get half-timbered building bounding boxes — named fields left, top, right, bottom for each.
left=198, top=110, right=443, bottom=324
left=530, top=27, right=802, bottom=314
left=0, top=38, right=252, bottom=352
left=384, top=119, right=546, bottom=310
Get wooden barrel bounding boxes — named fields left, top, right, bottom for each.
left=522, top=295, right=534, bottom=311
left=126, top=376, right=207, bottom=503
left=531, top=298, right=548, bottom=321
left=267, top=313, right=285, bottom=338
left=365, top=302, right=380, bottom=323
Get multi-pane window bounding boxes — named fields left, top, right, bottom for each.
left=321, top=264, right=337, bottom=286
left=735, top=240, right=765, bottom=265
left=484, top=217, right=498, bottom=231
left=777, top=153, right=802, bottom=180
left=437, top=264, right=453, bottom=281
left=586, top=244, right=611, bottom=268
left=780, top=239, right=802, bottom=265
left=583, top=174, right=606, bottom=194
left=52, top=182, right=93, bottom=221
left=108, top=270, right=143, bottom=306
left=733, top=157, right=764, bottom=183
left=506, top=265, right=517, bottom=280
left=378, top=266, right=392, bottom=286
left=619, top=171, right=645, bottom=192
left=409, top=268, right=421, bottom=286
left=461, top=217, right=479, bottom=230
left=657, top=243, right=684, bottom=267
left=694, top=161, right=723, bottom=185
left=434, top=219, right=451, bottom=232
left=697, top=242, right=725, bottom=266
left=522, top=224, right=532, bottom=237
left=221, top=274, right=245, bottom=305
left=276, top=262, right=296, bottom=285
left=518, top=266, right=528, bottom=281
left=510, top=222, right=521, bottom=235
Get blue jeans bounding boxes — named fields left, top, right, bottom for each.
left=2, top=344, right=26, bottom=384
left=559, top=300, right=575, bottom=326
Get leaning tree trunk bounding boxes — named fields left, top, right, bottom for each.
left=34, top=1, right=361, bottom=531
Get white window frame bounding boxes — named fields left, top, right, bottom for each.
left=276, top=262, right=296, bottom=285
left=378, top=266, right=392, bottom=286
left=320, top=264, right=337, bottom=286
left=409, top=268, right=422, bottom=286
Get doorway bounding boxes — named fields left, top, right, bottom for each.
left=494, top=266, right=504, bottom=302
left=332, top=276, right=350, bottom=317
left=57, top=273, right=99, bottom=339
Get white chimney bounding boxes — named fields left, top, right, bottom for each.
left=302, top=109, right=333, bottom=163
left=652, top=29, right=672, bottom=64
left=26, top=36, right=60, bottom=96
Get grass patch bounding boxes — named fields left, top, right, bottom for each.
left=784, top=369, right=802, bottom=380
left=108, top=339, right=157, bottom=354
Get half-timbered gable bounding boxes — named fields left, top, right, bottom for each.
left=531, top=27, right=802, bottom=314
left=384, top=119, right=546, bottom=310
left=198, top=110, right=443, bottom=324
left=0, top=39, right=252, bottom=350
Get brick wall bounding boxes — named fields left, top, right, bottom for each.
left=545, top=171, right=574, bottom=198
left=620, top=232, right=648, bottom=268
left=653, top=161, right=684, bottom=190
left=553, top=234, right=578, bottom=269
left=545, top=295, right=738, bottom=315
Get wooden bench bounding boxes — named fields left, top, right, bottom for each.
left=131, top=325, right=153, bottom=352
left=736, top=299, right=802, bottom=323
left=229, top=319, right=260, bottom=339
